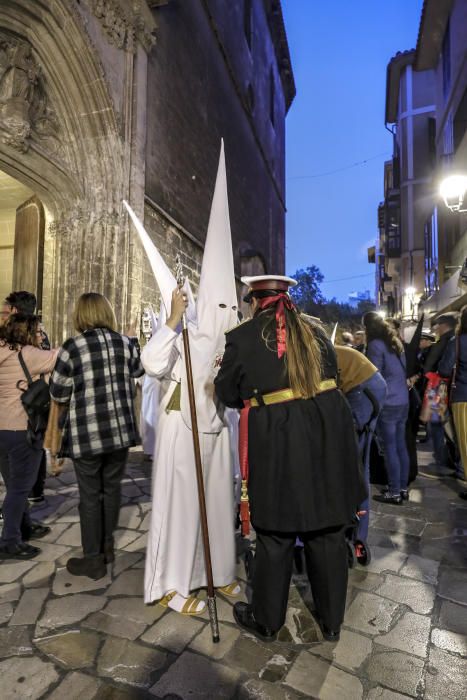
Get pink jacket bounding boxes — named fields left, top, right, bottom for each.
left=0, top=343, right=58, bottom=431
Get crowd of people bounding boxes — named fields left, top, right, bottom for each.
left=0, top=280, right=466, bottom=644
left=341, top=310, right=467, bottom=503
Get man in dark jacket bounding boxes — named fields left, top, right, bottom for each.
left=424, top=313, right=457, bottom=373
left=424, top=313, right=458, bottom=467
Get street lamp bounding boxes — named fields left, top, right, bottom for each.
left=439, top=174, right=467, bottom=212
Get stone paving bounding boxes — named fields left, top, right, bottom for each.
left=0, top=446, right=466, bottom=699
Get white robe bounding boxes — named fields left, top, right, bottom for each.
left=140, top=374, right=159, bottom=457
left=143, top=324, right=236, bottom=603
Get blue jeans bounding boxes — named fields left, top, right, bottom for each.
left=378, top=404, right=410, bottom=495
left=0, top=431, right=43, bottom=546
left=346, top=373, right=387, bottom=541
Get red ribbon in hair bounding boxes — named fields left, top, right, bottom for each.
left=256, top=292, right=296, bottom=358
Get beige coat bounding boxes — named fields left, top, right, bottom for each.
left=0, top=343, right=58, bottom=431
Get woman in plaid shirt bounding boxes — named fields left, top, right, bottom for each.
left=49, top=293, right=144, bottom=580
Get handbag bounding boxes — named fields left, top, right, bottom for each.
left=16, top=350, right=51, bottom=444
left=43, top=400, right=67, bottom=475
left=420, top=371, right=450, bottom=424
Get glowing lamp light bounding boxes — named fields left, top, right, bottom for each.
left=404, top=287, right=417, bottom=320
left=377, top=309, right=386, bottom=319
left=439, top=175, right=467, bottom=212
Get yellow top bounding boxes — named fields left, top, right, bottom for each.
left=335, top=345, right=377, bottom=394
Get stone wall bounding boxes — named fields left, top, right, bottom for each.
left=145, top=0, right=289, bottom=278
left=140, top=199, right=203, bottom=313
left=0, top=0, right=292, bottom=341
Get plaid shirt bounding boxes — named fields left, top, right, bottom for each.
left=49, top=328, right=144, bottom=459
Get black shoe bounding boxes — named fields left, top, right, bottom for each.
left=0, top=542, right=41, bottom=560
left=66, top=556, right=107, bottom=580
left=459, top=491, right=467, bottom=501
left=103, top=539, right=115, bottom=564
left=400, top=490, right=409, bottom=501
left=373, top=493, right=403, bottom=505
left=233, top=602, right=276, bottom=642
left=28, top=495, right=45, bottom=505
left=320, top=623, right=340, bottom=642
left=22, top=522, right=51, bottom=541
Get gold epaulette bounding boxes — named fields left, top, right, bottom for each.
left=225, top=318, right=251, bottom=335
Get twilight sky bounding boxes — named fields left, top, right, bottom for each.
left=282, top=0, right=424, bottom=302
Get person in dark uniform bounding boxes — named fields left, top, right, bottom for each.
left=214, top=275, right=366, bottom=643
left=424, top=313, right=458, bottom=468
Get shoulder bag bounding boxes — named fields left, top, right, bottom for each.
left=16, top=350, right=51, bottom=446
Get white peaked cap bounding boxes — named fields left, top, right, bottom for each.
left=241, top=274, right=297, bottom=288
left=181, top=139, right=239, bottom=433
left=123, top=200, right=196, bottom=324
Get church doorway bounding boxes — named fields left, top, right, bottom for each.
left=0, top=169, right=44, bottom=314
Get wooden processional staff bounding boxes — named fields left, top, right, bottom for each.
left=175, top=256, right=220, bottom=643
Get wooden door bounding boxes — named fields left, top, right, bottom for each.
left=12, top=195, right=45, bottom=314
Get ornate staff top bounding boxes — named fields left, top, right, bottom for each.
left=175, top=253, right=185, bottom=287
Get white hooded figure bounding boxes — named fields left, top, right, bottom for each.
left=124, top=141, right=239, bottom=614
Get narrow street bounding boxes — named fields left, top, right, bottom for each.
left=0, top=445, right=466, bottom=700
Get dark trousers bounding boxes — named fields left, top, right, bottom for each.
left=406, top=391, right=421, bottom=483
left=73, top=448, right=128, bottom=558
left=0, top=431, right=43, bottom=545
left=252, top=525, right=348, bottom=632
left=30, top=451, right=47, bottom=498
left=429, top=422, right=447, bottom=466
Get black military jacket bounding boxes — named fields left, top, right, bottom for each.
left=215, top=311, right=366, bottom=532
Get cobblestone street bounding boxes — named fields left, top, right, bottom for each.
left=0, top=446, right=466, bottom=699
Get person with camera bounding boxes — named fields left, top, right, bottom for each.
left=0, top=314, right=58, bottom=560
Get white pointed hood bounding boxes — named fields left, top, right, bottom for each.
left=124, top=140, right=238, bottom=435
left=123, top=200, right=196, bottom=324
left=181, top=139, right=238, bottom=433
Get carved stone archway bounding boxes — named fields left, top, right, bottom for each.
left=0, top=0, right=155, bottom=341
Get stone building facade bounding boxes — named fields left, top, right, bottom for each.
left=374, top=0, right=467, bottom=321
left=0, top=0, right=294, bottom=342
left=375, top=50, right=436, bottom=321
left=416, top=0, right=467, bottom=317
